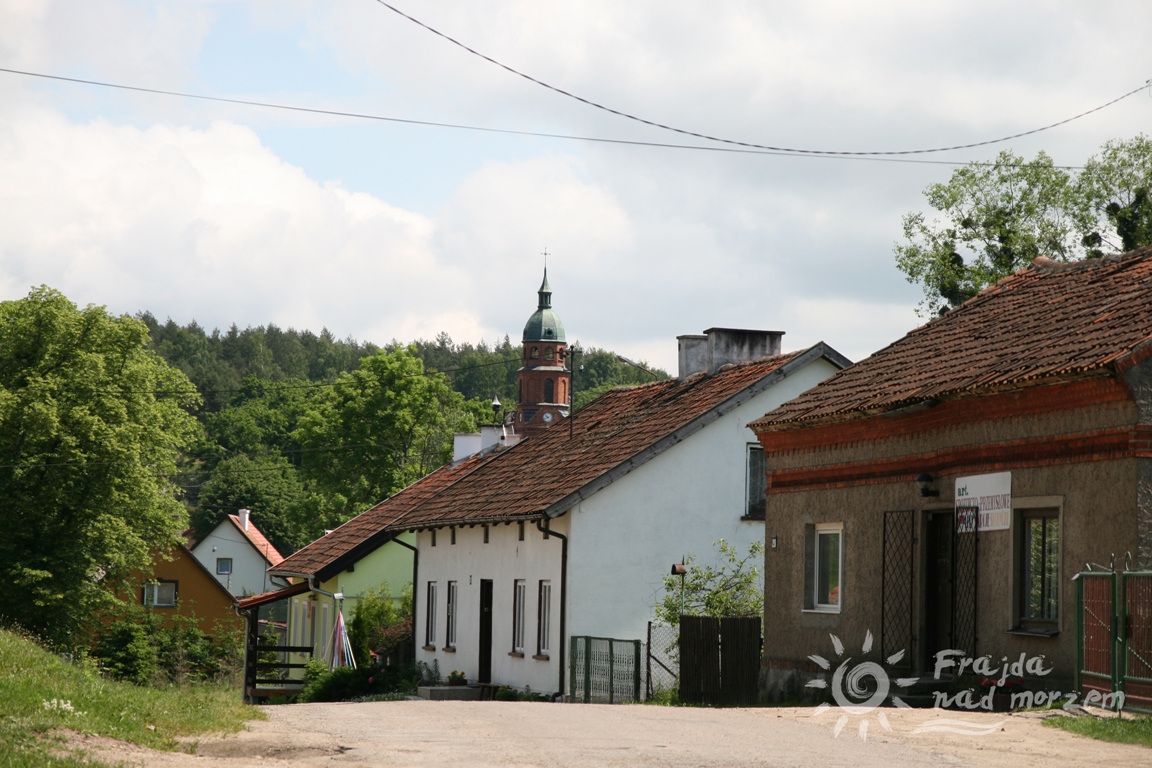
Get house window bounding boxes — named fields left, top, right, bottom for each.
left=431, top=529, right=437, bottom=547
left=518, top=521, right=525, bottom=541
left=446, top=581, right=458, bottom=648
left=143, top=580, right=177, bottom=608
left=1019, top=510, right=1059, bottom=624
left=425, top=582, right=437, bottom=648
left=512, top=579, right=527, bottom=653
left=216, top=557, right=232, bottom=575
left=450, top=527, right=456, bottom=545
left=745, top=445, right=766, bottom=518
left=804, top=523, right=843, bottom=612
left=537, top=580, right=551, bottom=656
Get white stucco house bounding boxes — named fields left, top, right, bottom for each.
left=394, top=330, right=848, bottom=697
left=190, top=509, right=287, bottom=597
left=259, top=277, right=850, bottom=699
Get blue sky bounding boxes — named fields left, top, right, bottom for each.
left=2, top=0, right=1150, bottom=372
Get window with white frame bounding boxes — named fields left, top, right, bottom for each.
left=746, top=445, right=766, bottom=518
left=512, top=579, right=527, bottom=653
left=1018, top=509, right=1059, bottom=626
left=425, top=582, right=437, bottom=648
left=143, top=580, right=177, bottom=607
left=537, top=580, right=551, bottom=656
left=446, top=581, right=458, bottom=648
left=216, top=557, right=232, bottom=575
left=803, top=523, right=843, bottom=611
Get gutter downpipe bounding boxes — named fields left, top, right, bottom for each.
left=390, top=536, right=420, bottom=663
left=536, top=517, right=568, bottom=700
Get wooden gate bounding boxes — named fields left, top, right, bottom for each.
left=679, top=616, right=761, bottom=706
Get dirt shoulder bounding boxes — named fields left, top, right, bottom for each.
left=64, top=700, right=1150, bottom=768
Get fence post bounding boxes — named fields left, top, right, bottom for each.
left=608, top=639, right=615, bottom=704
left=633, top=639, right=641, bottom=702
left=646, top=622, right=652, bottom=700
left=1076, top=574, right=1084, bottom=697
left=583, top=636, right=592, bottom=704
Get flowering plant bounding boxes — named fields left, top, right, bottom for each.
left=447, top=670, right=468, bottom=686
left=980, top=676, right=1024, bottom=689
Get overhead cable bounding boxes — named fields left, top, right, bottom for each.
left=372, top=0, right=1151, bottom=156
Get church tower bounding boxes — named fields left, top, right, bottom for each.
left=514, top=269, right=570, bottom=435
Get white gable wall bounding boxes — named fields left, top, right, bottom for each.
left=191, top=520, right=271, bottom=597
left=566, top=357, right=841, bottom=643
left=415, top=516, right=568, bottom=694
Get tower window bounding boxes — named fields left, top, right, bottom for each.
left=545, top=379, right=554, bottom=403
left=531, top=347, right=539, bottom=359
left=545, top=347, right=554, bottom=360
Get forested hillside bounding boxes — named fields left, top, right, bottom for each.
left=138, top=315, right=667, bottom=560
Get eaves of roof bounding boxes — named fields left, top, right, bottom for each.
left=751, top=246, right=1152, bottom=433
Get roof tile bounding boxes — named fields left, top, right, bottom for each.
left=751, top=246, right=1152, bottom=431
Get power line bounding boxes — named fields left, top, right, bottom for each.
left=371, top=0, right=1151, bottom=156
left=0, top=66, right=1112, bottom=169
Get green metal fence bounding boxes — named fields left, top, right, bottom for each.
left=569, top=636, right=642, bottom=703
left=1075, top=565, right=1152, bottom=713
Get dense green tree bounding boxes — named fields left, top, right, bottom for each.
left=0, top=288, right=199, bottom=646
left=193, top=454, right=319, bottom=556
left=295, top=348, right=487, bottom=518
left=895, top=135, right=1152, bottom=316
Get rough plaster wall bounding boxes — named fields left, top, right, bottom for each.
left=761, top=460, right=1138, bottom=698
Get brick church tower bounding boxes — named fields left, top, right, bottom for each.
left=513, top=269, right=570, bottom=436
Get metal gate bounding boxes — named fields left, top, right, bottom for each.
left=952, top=506, right=979, bottom=658
left=678, top=616, right=761, bottom=706
left=882, top=510, right=915, bottom=668
left=570, top=636, right=642, bottom=703
left=1075, top=564, right=1152, bottom=713
left=646, top=622, right=679, bottom=697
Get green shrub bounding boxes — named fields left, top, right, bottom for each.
left=297, top=658, right=418, bottom=703
left=494, top=688, right=519, bottom=701
left=93, top=611, right=242, bottom=685
left=95, top=621, right=158, bottom=685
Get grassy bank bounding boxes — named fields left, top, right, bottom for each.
left=1044, top=711, right=1152, bottom=747
left=0, top=627, right=261, bottom=767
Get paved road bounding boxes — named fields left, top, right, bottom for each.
left=79, top=701, right=1150, bottom=767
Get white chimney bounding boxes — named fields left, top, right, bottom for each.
left=239, top=508, right=250, bottom=531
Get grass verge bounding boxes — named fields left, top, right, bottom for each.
left=0, top=627, right=263, bottom=766
left=1043, top=711, right=1152, bottom=747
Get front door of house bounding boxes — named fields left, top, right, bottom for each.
left=924, top=511, right=954, bottom=668
left=478, top=579, right=493, bottom=683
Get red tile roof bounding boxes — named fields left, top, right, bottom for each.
left=237, top=581, right=310, bottom=610
left=751, top=246, right=1152, bottom=432
left=273, top=344, right=841, bottom=578
left=229, top=515, right=285, bottom=567
left=273, top=454, right=497, bottom=578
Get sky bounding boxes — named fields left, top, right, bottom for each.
left=1, top=1, right=1150, bottom=373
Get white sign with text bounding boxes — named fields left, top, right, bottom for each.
left=954, top=472, right=1011, bottom=531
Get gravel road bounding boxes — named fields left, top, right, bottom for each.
left=67, top=700, right=1149, bottom=768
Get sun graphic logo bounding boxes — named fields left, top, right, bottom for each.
left=805, top=630, right=917, bottom=741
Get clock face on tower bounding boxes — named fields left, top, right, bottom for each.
left=542, top=412, right=554, bottom=423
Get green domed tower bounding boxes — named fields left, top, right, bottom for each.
left=515, top=269, right=570, bottom=434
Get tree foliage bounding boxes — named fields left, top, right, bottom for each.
left=193, top=454, right=321, bottom=556
left=655, top=539, right=764, bottom=625
left=896, top=135, right=1152, bottom=315
left=295, top=347, right=487, bottom=517
left=0, top=288, right=199, bottom=646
